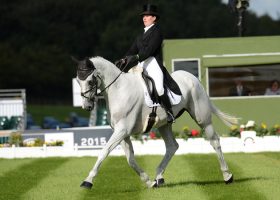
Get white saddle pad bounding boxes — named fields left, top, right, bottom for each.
left=129, top=66, right=181, bottom=108
left=144, top=87, right=181, bottom=108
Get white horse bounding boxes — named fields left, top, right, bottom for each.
left=73, top=56, right=239, bottom=189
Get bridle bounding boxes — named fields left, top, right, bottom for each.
left=79, top=69, right=100, bottom=101
left=79, top=59, right=130, bottom=100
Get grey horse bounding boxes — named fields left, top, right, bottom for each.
left=73, top=56, right=239, bottom=189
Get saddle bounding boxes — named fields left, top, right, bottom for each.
left=129, top=66, right=181, bottom=133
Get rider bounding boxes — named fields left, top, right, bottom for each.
left=115, top=4, right=181, bottom=123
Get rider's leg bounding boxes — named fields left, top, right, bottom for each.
left=140, top=57, right=174, bottom=123
left=159, top=92, right=175, bottom=123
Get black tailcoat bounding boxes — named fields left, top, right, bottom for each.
left=126, top=24, right=181, bottom=95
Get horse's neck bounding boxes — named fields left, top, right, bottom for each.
left=93, top=57, right=123, bottom=93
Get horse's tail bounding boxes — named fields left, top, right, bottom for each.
left=210, top=102, right=240, bottom=127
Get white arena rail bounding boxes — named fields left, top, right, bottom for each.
left=1, top=136, right=280, bottom=159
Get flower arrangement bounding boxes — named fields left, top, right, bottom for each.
left=149, top=131, right=157, bottom=139
left=45, top=140, right=64, bottom=146
left=256, top=122, right=269, bottom=136
left=177, top=126, right=203, bottom=140
left=173, top=126, right=190, bottom=139
left=9, top=132, right=23, bottom=147
left=23, top=138, right=44, bottom=147
left=2, top=132, right=65, bottom=147
left=229, top=125, right=240, bottom=137
left=229, top=120, right=280, bottom=137
left=269, top=124, right=280, bottom=135
left=191, top=129, right=200, bottom=137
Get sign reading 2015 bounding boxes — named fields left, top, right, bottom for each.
left=81, top=137, right=107, bottom=146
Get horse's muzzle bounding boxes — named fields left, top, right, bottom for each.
left=84, top=105, right=94, bottom=111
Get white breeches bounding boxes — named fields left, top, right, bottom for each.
left=139, top=57, right=164, bottom=96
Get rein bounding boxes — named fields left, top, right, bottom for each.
left=79, top=59, right=130, bottom=99
left=96, top=61, right=130, bottom=95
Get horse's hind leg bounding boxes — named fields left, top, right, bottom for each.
left=188, top=84, right=233, bottom=183
left=204, top=123, right=233, bottom=184
left=154, top=124, right=179, bottom=187
left=121, top=136, right=156, bottom=188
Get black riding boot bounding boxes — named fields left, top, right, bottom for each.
left=159, top=94, right=175, bottom=123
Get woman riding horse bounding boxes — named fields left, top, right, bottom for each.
left=115, top=4, right=181, bottom=123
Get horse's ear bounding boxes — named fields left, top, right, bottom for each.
left=71, top=56, right=79, bottom=64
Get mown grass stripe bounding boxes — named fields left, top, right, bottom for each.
left=226, top=153, right=280, bottom=200
left=136, top=155, right=207, bottom=200
left=21, top=157, right=89, bottom=200
left=0, top=159, right=34, bottom=176
left=185, top=153, right=267, bottom=200
left=0, top=153, right=279, bottom=200
left=81, top=156, right=143, bottom=200
left=0, top=157, right=68, bottom=200
left=261, top=152, right=280, bottom=161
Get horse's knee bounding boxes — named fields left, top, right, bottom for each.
left=210, top=139, right=221, bottom=150
left=167, top=141, right=179, bottom=155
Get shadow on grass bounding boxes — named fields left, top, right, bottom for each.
left=81, top=184, right=144, bottom=200
left=162, top=176, right=267, bottom=188
left=0, top=158, right=68, bottom=200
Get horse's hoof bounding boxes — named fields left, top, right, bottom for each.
left=80, top=181, right=93, bottom=189
left=151, top=178, right=165, bottom=188
left=225, top=174, right=233, bottom=184
left=156, top=178, right=165, bottom=186
left=151, top=180, right=158, bottom=188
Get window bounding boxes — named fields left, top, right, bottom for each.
left=172, top=59, right=200, bottom=79
left=208, top=64, right=280, bottom=97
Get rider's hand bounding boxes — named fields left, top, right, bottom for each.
left=125, top=54, right=139, bottom=69
left=115, top=58, right=126, bottom=69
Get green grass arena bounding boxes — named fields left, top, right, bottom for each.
left=0, top=153, right=280, bottom=200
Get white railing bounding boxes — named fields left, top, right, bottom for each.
left=1, top=136, right=280, bottom=159
left=0, top=89, right=26, bottom=130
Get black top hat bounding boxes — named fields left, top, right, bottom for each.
left=140, top=4, right=159, bottom=17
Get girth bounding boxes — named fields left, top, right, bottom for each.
left=141, top=72, right=159, bottom=133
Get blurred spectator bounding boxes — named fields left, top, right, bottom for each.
left=26, top=113, right=41, bottom=130
left=69, top=112, right=89, bottom=127
left=229, top=79, right=251, bottom=96
left=43, top=116, right=71, bottom=129
left=264, top=80, right=280, bottom=95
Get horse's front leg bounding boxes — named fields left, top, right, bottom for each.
left=80, top=128, right=127, bottom=189
left=154, top=124, right=179, bottom=187
left=121, top=136, right=156, bottom=188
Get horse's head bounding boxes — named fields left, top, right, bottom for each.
left=72, top=57, right=100, bottom=111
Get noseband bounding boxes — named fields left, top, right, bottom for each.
left=79, top=69, right=101, bottom=101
